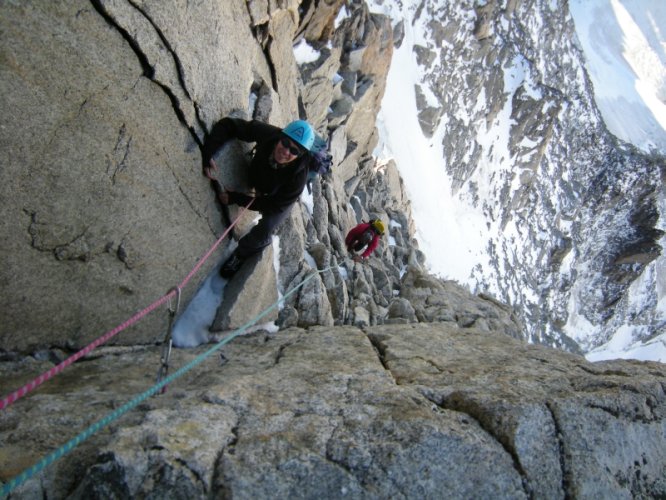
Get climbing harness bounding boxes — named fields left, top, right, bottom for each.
left=0, top=198, right=254, bottom=411
left=352, top=228, right=375, bottom=252
left=0, top=265, right=334, bottom=497
left=155, top=286, right=181, bottom=394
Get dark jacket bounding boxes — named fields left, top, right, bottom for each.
left=203, top=117, right=309, bottom=214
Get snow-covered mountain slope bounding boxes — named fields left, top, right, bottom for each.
left=569, top=0, right=666, bottom=361
left=570, top=0, right=666, bottom=154
left=368, top=0, right=666, bottom=361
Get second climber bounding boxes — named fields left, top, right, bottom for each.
left=345, top=219, right=385, bottom=263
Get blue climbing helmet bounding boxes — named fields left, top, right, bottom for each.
left=283, top=120, right=315, bottom=152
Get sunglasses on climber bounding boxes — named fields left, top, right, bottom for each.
left=279, top=137, right=304, bottom=157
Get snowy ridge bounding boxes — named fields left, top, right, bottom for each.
left=369, top=0, right=665, bottom=361
left=570, top=0, right=666, bottom=153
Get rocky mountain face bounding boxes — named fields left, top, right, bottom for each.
left=1, top=1, right=665, bottom=498
left=401, top=0, right=665, bottom=351
left=3, top=324, right=666, bottom=498
left=0, top=0, right=520, bottom=352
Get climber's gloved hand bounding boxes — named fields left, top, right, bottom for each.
left=203, top=159, right=232, bottom=205
left=203, top=159, right=219, bottom=180
left=201, top=119, right=233, bottom=174
left=217, top=190, right=231, bottom=205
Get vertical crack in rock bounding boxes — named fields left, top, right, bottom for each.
left=108, top=123, right=132, bottom=184
left=227, top=424, right=239, bottom=456
left=546, top=401, right=573, bottom=500
left=175, top=181, right=211, bottom=229
left=364, top=332, right=390, bottom=372
left=124, top=0, right=208, bottom=136
left=125, top=0, right=191, bottom=102
left=243, top=2, right=278, bottom=92
left=90, top=0, right=154, bottom=76
left=364, top=334, right=451, bottom=387
left=297, top=94, right=307, bottom=121
left=169, top=163, right=206, bottom=216
left=209, top=411, right=243, bottom=496
left=89, top=0, right=203, bottom=147
left=173, top=456, right=207, bottom=494
left=211, top=445, right=232, bottom=498
left=420, top=391, right=531, bottom=497
left=273, top=338, right=300, bottom=366
left=262, top=40, right=279, bottom=94
left=274, top=343, right=288, bottom=365
left=322, top=426, right=371, bottom=489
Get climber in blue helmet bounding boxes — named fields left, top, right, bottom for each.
left=201, top=116, right=315, bottom=278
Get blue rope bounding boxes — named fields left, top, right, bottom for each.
left=1, top=266, right=333, bottom=497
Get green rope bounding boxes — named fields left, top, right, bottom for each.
left=1, top=266, right=333, bottom=497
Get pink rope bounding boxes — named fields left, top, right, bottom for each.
left=1, top=199, right=254, bottom=411
left=177, top=199, right=253, bottom=289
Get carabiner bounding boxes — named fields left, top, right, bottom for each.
left=167, top=286, right=181, bottom=318
left=155, top=287, right=181, bottom=394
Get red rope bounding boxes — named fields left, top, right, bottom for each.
left=0, top=199, right=254, bottom=411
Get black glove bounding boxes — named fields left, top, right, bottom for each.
left=201, top=119, right=233, bottom=172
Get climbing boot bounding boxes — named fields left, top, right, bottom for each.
left=219, top=251, right=245, bottom=279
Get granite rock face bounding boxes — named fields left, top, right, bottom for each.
left=1, top=0, right=244, bottom=350
left=1, top=324, right=665, bottom=498
left=1, top=1, right=665, bottom=498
